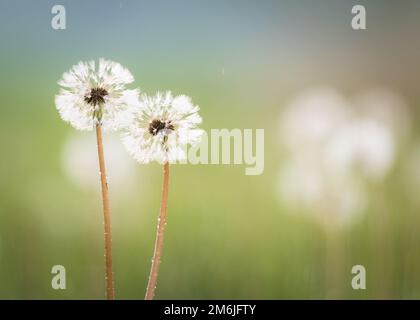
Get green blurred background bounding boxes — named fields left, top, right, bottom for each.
left=0, top=0, right=420, bottom=299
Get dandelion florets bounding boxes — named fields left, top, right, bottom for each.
left=84, top=87, right=109, bottom=106
left=148, top=119, right=174, bottom=136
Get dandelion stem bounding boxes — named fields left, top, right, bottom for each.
left=95, top=124, right=115, bottom=300
left=145, top=162, right=170, bottom=300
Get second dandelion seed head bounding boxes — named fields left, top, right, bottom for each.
left=122, top=91, right=203, bottom=164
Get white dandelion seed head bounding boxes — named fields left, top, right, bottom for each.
left=279, top=87, right=350, bottom=151
left=354, top=88, right=411, bottom=138
left=121, top=91, right=203, bottom=164
left=55, top=58, right=139, bottom=131
left=277, top=157, right=366, bottom=226
left=325, top=119, right=395, bottom=181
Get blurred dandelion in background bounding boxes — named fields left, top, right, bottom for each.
left=279, top=87, right=350, bottom=154
left=278, top=158, right=366, bottom=226
left=277, top=87, right=409, bottom=224
left=354, top=89, right=412, bottom=140
left=277, top=86, right=411, bottom=298
left=325, top=119, right=395, bottom=181
left=61, top=133, right=138, bottom=195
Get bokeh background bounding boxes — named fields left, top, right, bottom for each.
left=1, top=0, right=420, bottom=299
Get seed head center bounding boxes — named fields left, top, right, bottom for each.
left=149, top=119, right=175, bottom=136
left=84, top=87, right=108, bottom=106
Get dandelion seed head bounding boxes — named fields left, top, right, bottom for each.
left=354, top=88, right=411, bottom=138
left=277, top=158, right=366, bottom=226
left=55, top=58, right=138, bottom=131
left=279, top=87, right=350, bottom=151
left=325, top=119, right=395, bottom=181
left=121, top=91, right=203, bottom=164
